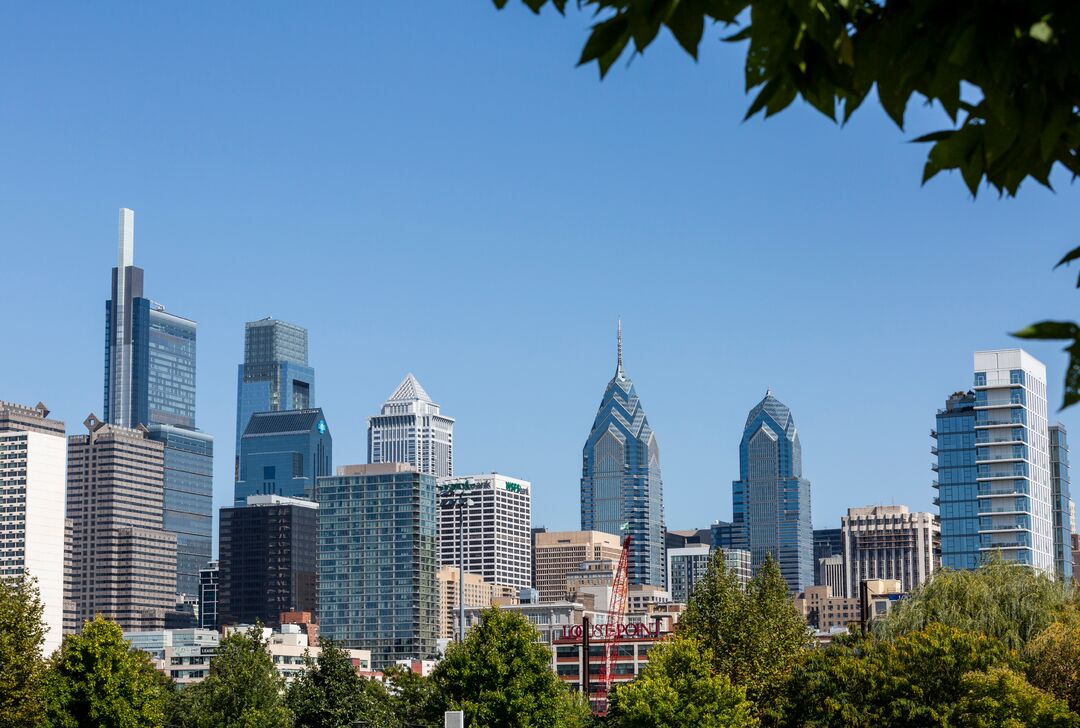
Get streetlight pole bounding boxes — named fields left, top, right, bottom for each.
left=459, top=496, right=465, bottom=643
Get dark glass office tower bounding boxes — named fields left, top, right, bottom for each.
left=234, top=408, right=332, bottom=506
left=732, top=391, right=813, bottom=593
left=580, top=322, right=665, bottom=589
left=1050, top=424, right=1073, bottom=581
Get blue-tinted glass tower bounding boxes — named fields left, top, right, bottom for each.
left=234, top=408, right=332, bottom=505
left=933, top=391, right=979, bottom=570
left=580, top=323, right=665, bottom=588
left=1050, top=424, right=1073, bottom=581
left=732, top=391, right=813, bottom=592
left=235, top=318, right=315, bottom=458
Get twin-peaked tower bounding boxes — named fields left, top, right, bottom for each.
left=580, top=323, right=666, bottom=588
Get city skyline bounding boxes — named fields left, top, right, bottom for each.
left=5, top=5, right=1080, bottom=543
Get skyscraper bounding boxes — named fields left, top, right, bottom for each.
left=580, top=322, right=666, bottom=588
left=67, top=415, right=176, bottom=631
left=841, top=505, right=938, bottom=596
left=367, top=374, right=454, bottom=477
left=234, top=408, right=332, bottom=505
left=1050, top=424, right=1073, bottom=581
left=0, top=401, right=67, bottom=653
left=732, top=391, right=813, bottom=593
left=235, top=318, right=315, bottom=454
left=316, top=463, right=438, bottom=669
left=933, top=390, right=978, bottom=570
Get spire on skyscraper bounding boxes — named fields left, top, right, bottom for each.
left=616, top=318, right=624, bottom=379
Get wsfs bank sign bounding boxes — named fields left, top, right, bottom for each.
left=559, top=622, right=658, bottom=641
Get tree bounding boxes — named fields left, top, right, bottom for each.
left=607, top=636, right=757, bottom=727
left=951, top=667, right=1080, bottom=728
left=875, top=558, right=1072, bottom=651
left=43, top=616, right=170, bottom=728
left=287, top=639, right=396, bottom=728
left=678, top=552, right=809, bottom=707
left=0, top=572, right=48, bottom=728
left=432, top=606, right=590, bottom=728
left=173, top=626, right=292, bottom=728
left=1024, top=616, right=1080, bottom=713
left=493, top=0, right=1080, bottom=407
left=383, top=666, right=443, bottom=728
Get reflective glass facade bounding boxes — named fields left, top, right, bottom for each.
left=732, top=392, right=813, bottom=593
left=1050, top=424, right=1073, bottom=581
left=316, top=466, right=438, bottom=670
left=148, top=425, right=213, bottom=598
left=934, top=392, right=979, bottom=570
left=235, top=319, right=315, bottom=453
left=580, top=330, right=665, bottom=589
left=234, top=409, right=332, bottom=506
left=147, top=308, right=196, bottom=428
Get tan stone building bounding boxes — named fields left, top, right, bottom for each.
left=437, top=566, right=493, bottom=639
left=793, top=585, right=860, bottom=632
left=533, top=531, right=623, bottom=603
left=66, top=415, right=176, bottom=632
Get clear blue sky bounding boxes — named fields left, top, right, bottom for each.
left=3, top=3, right=1079, bottom=545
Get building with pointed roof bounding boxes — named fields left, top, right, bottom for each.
left=233, top=408, right=332, bottom=505
left=580, top=322, right=666, bottom=588
left=733, top=391, right=813, bottom=593
left=367, top=374, right=454, bottom=477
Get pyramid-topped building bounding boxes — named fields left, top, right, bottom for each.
left=368, top=374, right=454, bottom=477
left=580, top=322, right=666, bottom=589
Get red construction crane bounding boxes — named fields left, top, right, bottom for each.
left=594, top=531, right=631, bottom=715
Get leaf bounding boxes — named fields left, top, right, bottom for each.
left=1010, top=320, right=1080, bottom=341
left=578, top=15, right=632, bottom=77
left=1053, top=245, right=1080, bottom=270
left=1029, top=20, right=1053, bottom=43
left=668, top=1, right=706, bottom=59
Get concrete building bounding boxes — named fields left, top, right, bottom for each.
left=666, top=545, right=709, bottom=603
left=842, top=505, right=938, bottom=596
left=794, top=585, right=860, bottom=632
left=0, top=401, right=67, bottom=653
left=437, top=566, right=492, bottom=640
left=367, top=374, right=454, bottom=477
left=533, top=531, right=624, bottom=603
left=67, top=415, right=176, bottom=631
left=218, top=495, right=318, bottom=628
left=817, top=554, right=845, bottom=597
left=437, top=473, right=531, bottom=592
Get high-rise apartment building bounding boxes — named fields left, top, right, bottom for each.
left=316, top=463, right=438, bottom=669
left=1050, top=424, right=1073, bottom=581
left=234, top=408, right=332, bottom=505
left=533, top=530, right=624, bottom=603
left=235, top=318, right=315, bottom=454
left=580, top=323, right=665, bottom=588
left=367, top=374, right=454, bottom=477
left=437, top=473, right=532, bottom=591
left=0, top=402, right=67, bottom=653
left=67, top=415, right=176, bottom=631
left=732, top=391, right=813, bottom=592
left=841, top=505, right=938, bottom=596
left=218, top=495, right=318, bottom=628
left=933, top=390, right=979, bottom=569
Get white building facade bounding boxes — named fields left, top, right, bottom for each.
left=437, top=473, right=531, bottom=591
left=368, top=374, right=454, bottom=477
left=841, top=505, right=938, bottom=596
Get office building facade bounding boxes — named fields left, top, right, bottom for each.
left=732, top=391, right=813, bottom=592
left=533, top=530, right=624, bottom=603
left=199, top=561, right=218, bottom=630
left=367, top=374, right=454, bottom=477
left=437, top=473, right=532, bottom=591
left=316, top=463, right=438, bottom=669
left=67, top=415, right=176, bottom=631
left=1050, top=424, right=1073, bottom=581
left=841, top=505, right=938, bottom=596
left=580, top=323, right=665, bottom=588
left=234, top=408, right=331, bottom=505
left=0, top=401, right=67, bottom=653
left=436, top=566, right=493, bottom=640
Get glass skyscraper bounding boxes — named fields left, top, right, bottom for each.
left=316, top=463, right=438, bottom=670
left=235, top=318, right=315, bottom=455
left=234, top=408, right=332, bottom=506
left=580, top=323, right=665, bottom=588
left=933, top=391, right=979, bottom=570
left=1049, top=424, right=1072, bottom=581
left=732, top=391, right=813, bottom=593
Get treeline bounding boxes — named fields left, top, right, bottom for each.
left=5, top=554, right=1080, bottom=727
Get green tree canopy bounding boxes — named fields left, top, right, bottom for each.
left=1025, top=615, right=1080, bottom=714
left=678, top=551, right=809, bottom=707
left=432, top=606, right=589, bottom=728
left=952, top=667, right=1080, bottom=728
left=44, top=616, right=170, bottom=728
left=173, top=626, right=292, bottom=728
left=287, top=639, right=396, bottom=728
left=875, top=559, right=1073, bottom=651
left=382, top=665, right=443, bottom=728
left=0, top=572, right=48, bottom=728
left=607, top=635, right=757, bottom=728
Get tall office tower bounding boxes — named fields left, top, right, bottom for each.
left=933, top=391, right=979, bottom=569
left=841, top=505, right=938, bottom=596
left=580, top=323, right=666, bottom=588
left=0, top=402, right=67, bottom=654
left=1050, top=424, right=1073, bottom=581
left=104, top=208, right=196, bottom=429
left=531, top=527, right=547, bottom=588
left=218, top=495, right=318, bottom=628
left=972, top=349, right=1054, bottom=573
left=199, top=561, right=218, bottom=630
left=66, top=415, right=176, bottom=631
left=367, top=374, right=454, bottom=477
left=234, top=408, right=332, bottom=505
left=147, top=425, right=213, bottom=599
left=732, top=391, right=813, bottom=592
left=711, top=520, right=735, bottom=550
left=316, top=463, right=438, bottom=669
left=436, top=474, right=532, bottom=591
left=235, top=318, right=315, bottom=454
left=532, top=530, right=624, bottom=603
